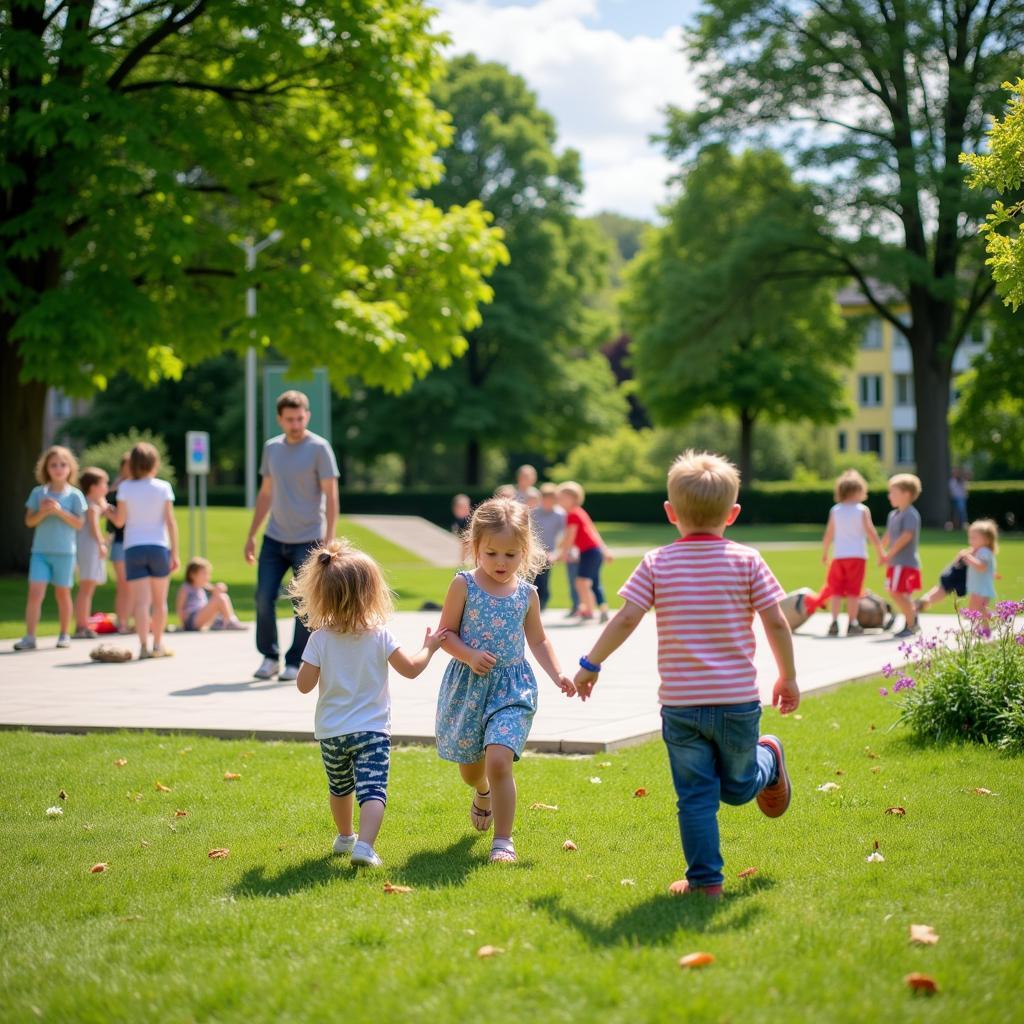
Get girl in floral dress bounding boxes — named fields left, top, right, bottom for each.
left=436, top=498, right=577, bottom=863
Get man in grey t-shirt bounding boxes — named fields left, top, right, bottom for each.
left=244, top=390, right=339, bottom=680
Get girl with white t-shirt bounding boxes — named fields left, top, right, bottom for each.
left=106, top=442, right=179, bottom=660
left=291, top=539, right=448, bottom=868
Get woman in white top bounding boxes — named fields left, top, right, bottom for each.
left=106, top=442, right=179, bottom=659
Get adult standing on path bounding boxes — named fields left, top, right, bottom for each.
left=245, top=390, right=339, bottom=681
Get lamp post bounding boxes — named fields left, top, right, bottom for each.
left=233, top=230, right=282, bottom=509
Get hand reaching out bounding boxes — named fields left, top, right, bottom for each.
left=423, top=626, right=448, bottom=652
left=573, top=668, right=599, bottom=702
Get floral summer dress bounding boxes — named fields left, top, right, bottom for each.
left=435, top=571, right=538, bottom=763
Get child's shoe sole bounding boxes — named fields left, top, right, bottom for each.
left=756, top=735, right=791, bottom=818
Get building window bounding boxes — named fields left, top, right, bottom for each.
left=894, top=373, right=913, bottom=406
left=895, top=431, right=915, bottom=465
left=894, top=313, right=910, bottom=348
left=859, top=432, right=883, bottom=456
left=860, top=317, right=883, bottom=349
left=837, top=430, right=847, bottom=453
left=858, top=374, right=883, bottom=407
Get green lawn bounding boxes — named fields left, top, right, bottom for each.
left=2, top=509, right=1022, bottom=638
left=1, top=680, right=1021, bottom=1022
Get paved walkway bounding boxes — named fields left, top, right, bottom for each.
left=0, top=611, right=958, bottom=752
left=349, top=515, right=463, bottom=567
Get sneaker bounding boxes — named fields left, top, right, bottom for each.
left=253, top=657, right=280, bottom=680
left=894, top=623, right=921, bottom=639
left=151, top=646, right=174, bottom=658
left=351, top=840, right=383, bottom=868
left=56, top=633, right=71, bottom=649
left=13, top=636, right=37, bottom=652
left=72, top=627, right=98, bottom=640
left=332, top=833, right=358, bottom=856
left=668, top=879, right=724, bottom=899
left=846, top=622, right=864, bottom=636
left=279, top=664, right=299, bottom=682
left=756, top=735, right=791, bottom=818
left=225, top=619, right=248, bottom=631
left=827, top=621, right=839, bottom=636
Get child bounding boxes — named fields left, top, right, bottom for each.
left=808, top=469, right=884, bottom=636
left=105, top=442, right=179, bottom=659
left=530, top=483, right=566, bottom=611
left=105, top=453, right=133, bottom=633
left=918, top=519, right=998, bottom=615
left=436, top=498, right=576, bottom=864
left=175, top=557, right=246, bottom=631
left=15, top=446, right=87, bottom=651
left=916, top=558, right=968, bottom=612
left=451, top=493, right=472, bottom=562
left=291, top=539, right=448, bottom=867
left=881, top=474, right=923, bottom=639
left=555, top=481, right=612, bottom=622
left=73, top=467, right=110, bottom=639
left=574, top=450, right=798, bottom=898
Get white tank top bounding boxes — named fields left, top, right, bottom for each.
left=832, top=502, right=868, bottom=559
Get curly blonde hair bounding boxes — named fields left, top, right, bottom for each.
left=288, top=538, right=394, bottom=633
left=468, top=498, right=548, bottom=581
left=35, top=445, right=79, bottom=487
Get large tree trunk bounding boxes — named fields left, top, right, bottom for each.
left=0, top=334, right=46, bottom=572
left=911, top=339, right=953, bottom=528
left=738, top=408, right=755, bottom=485
left=465, top=438, right=481, bottom=486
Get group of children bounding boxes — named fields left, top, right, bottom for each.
left=16, top=443, right=243, bottom=658
left=294, top=450, right=795, bottom=891
left=808, top=469, right=998, bottom=636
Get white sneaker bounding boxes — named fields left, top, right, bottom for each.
left=13, top=636, right=37, bottom=651
left=253, top=657, right=280, bottom=680
left=332, top=833, right=358, bottom=855
left=351, top=841, right=383, bottom=868
left=279, top=664, right=299, bottom=681
left=56, top=633, right=71, bottom=649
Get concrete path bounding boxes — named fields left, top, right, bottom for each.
left=349, top=515, right=462, bottom=567
left=0, top=611, right=958, bottom=753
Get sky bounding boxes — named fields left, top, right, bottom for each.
left=431, top=0, right=705, bottom=221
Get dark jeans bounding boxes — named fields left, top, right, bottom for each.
left=567, top=561, right=579, bottom=612
left=256, top=536, right=318, bottom=666
left=577, top=547, right=605, bottom=606
left=535, top=564, right=552, bottom=610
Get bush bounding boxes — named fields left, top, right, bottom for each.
left=888, top=601, right=1024, bottom=753
left=80, top=430, right=177, bottom=488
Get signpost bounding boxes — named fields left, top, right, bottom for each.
left=185, top=431, right=210, bottom=559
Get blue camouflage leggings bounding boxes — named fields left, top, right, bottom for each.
left=319, top=731, right=390, bottom=805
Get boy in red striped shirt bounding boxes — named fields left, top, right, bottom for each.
left=573, top=450, right=799, bottom=898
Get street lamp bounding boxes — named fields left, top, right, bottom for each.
left=233, top=229, right=283, bottom=509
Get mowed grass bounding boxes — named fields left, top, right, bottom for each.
left=2, top=508, right=1023, bottom=638
left=1, top=680, right=1022, bottom=1022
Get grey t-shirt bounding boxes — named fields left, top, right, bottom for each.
left=886, top=505, right=921, bottom=567
left=531, top=506, right=566, bottom=553
left=260, top=432, right=339, bottom=543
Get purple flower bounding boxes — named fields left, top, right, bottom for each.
left=879, top=687, right=889, bottom=697
left=978, top=626, right=992, bottom=639
left=893, top=676, right=916, bottom=692
left=962, top=609, right=982, bottom=621
left=996, top=601, right=1019, bottom=621
left=1016, top=634, right=1024, bottom=646
left=882, top=663, right=894, bottom=678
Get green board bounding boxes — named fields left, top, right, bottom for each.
left=262, top=366, right=332, bottom=443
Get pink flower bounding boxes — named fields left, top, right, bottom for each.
left=882, top=663, right=894, bottom=678
left=879, top=687, right=889, bottom=697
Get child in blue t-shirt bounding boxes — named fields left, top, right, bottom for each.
left=15, top=446, right=87, bottom=651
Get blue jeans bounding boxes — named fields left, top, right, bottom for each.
left=661, top=702, right=778, bottom=887
left=567, top=561, right=579, bottom=612
left=256, top=536, right=318, bottom=666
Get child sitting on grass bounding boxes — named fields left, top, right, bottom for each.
left=175, top=557, right=246, bottom=632
left=291, top=539, right=448, bottom=868
left=574, top=450, right=799, bottom=898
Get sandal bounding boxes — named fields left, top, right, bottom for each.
left=489, top=839, right=517, bottom=864
left=470, top=789, right=493, bottom=832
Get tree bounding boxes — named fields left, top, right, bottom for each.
left=670, top=0, right=1023, bottom=521
left=1, top=0, right=506, bottom=568
left=623, top=147, right=852, bottom=482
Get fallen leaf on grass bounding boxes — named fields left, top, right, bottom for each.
left=223, top=772, right=241, bottom=781
left=678, top=952, right=715, bottom=969
left=476, top=945, right=504, bottom=959
left=118, top=915, right=144, bottom=923
left=866, top=852, right=885, bottom=863
left=817, top=782, right=840, bottom=792
left=737, top=867, right=758, bottom=879
left=154, top=781, right=172, bottom=793
left=383, top=882, right=413, bottom=894
left=127, top=791, right=142, bottom=802
left=58, top=789, right=68, bottom=800
left=562, top=840, right=578, bottom=851
left=140, top=840, right=150, bottom=848
left=834, top=769, right=845, bottom=776
left=620, top=879, right=635, bottom=887
left=864, top=748, right=880, bottom=759
left=885, top=806, right=907, bottom=816
left=792, top=714, right=803, bottom=721
left=113, top=758, right=128, bottom=767
left=589, top=777, right=602, bottom=784
left=597, top=761, right=612, bottom=768
left=970, top=787, right=997, bottom=797
left=178, top=747, right=192, bottom=755
left=529, top=802, right=558, bottom=811
left=633, top=788, right=648, bottom=798
left=904, top=972, right=939, bottom=993
left=90, top=863, right=108, bottom=873
left=45, top=806, right=63, bottom=818
left=910, top=924, right=939, bottom=945
left=207, top=848, right=230, bottom=859
left=173, top=809, right=188, bottom=818
left=870, top=766, right=883, bottom=774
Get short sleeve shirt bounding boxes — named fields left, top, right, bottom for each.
left=118, top=478, right=175, bottom=549
left=260, top=432, right=339, bottom=543
left=566, top=507, right=600, bottom=553
left=885, top=505, right=921, bottom=568
left=966, top=546, right=996, bottom=599
left=26, top=485, right=87, bottom=555
left=619, top=537, right=785, bottom=706
left=302, top=625, right=400, bottom=739
left=531, top=506, right=566, bottom=553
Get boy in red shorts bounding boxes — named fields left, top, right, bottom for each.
left=882, top=474, right=923, bottom=638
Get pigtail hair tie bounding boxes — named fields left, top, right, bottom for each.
left=318, top=551, right=332, bottom=565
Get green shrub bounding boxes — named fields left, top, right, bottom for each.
left=889, top=600, right=1024, bottom=752
left=80, top=430, right=177, bottom=488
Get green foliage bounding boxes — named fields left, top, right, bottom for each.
left=80, top=430, right=176, bottom=488
left=961, top=79, right=1024, bottom=311
left=893, top=603, right=1024, bottom=753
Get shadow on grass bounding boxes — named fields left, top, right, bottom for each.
left=395, top=835, right=488, bottom=889
left=530, top=875, right=773, bottom=947
left=232, top=856, right=349, bottom=899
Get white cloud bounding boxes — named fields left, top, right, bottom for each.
left=431, top=0, right=701, bottom=219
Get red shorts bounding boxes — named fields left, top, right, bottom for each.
left=825, top=558, right=866, bottom=598
left=886, top=565, right=922, bottom=594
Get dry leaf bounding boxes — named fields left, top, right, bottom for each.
left=866, top=851, right=885, bottom=862
left=127, top=791, right=142, bottom=802
left=383, top=882, right=413, bottom=894
left=589, top=777, right=602, bottom=784
left=90, top=863, right=108, bottom=873
left=562, top=839, right=578, bottom=851
left=971, top=787, right=997, bottom=796
left=45, top=806, right=63, bottom=817
left=118, top=915, right=144, bottom=923
left=678, top=952, right=715, bottom=969
left=634, top=787, right=648, bottom=798
left=140, top=840, right=150, bottom=848
left=58, top=789, right=68, bottom=800
left=529, top=802, right=558, bottom=811
left=476, top=945, right=504, bottom=958
left=792, top=714, right=803, bottom=720
left=864, top=748, right=880, bottom=759
left=154, top=781, right=172, bottom=793
left=620, top=879, right=635, bottom=886
left=208, top=848, right=230, bottom=859
left=223, top=772, right=241, bottom=781
left=737, top=867, right=758, bottom=879
left=904, top=972, right=939, bottom=993
left=174, top=809, right=188, bottom=817
left=885, top=806, right=907, bottom=816
left=870, top=766, right=883, bottom=774
left=598, top=761, right=612, bottom=767
left=179, top=747, right=192, bottom=755
left=113, top=758, right=128, bottom=767
left=869, top=723, right=876, bottom=731
left=910, top=924, right=939, bottom=945
left=817, top=782, right=840, bottom=792
left=835, top=769, right=845, bottom=776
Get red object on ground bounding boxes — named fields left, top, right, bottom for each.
left=88, top=613, right=118, bottom=635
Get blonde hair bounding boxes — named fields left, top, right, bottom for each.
left=468, top=498, right=548, bottom=581
left=289, top=538, right=393, bottom=633
left=888, top=473, right=922, bottom=500
left=667, top=450, right=740, bottom=528
left=835, top=469, right=868, bottom=502
left=185, top=557, right=211, bottom=584
left=557, top=481, right=585, bottom=505
left=968, top=518, right=999, bottom=554
left=35, top=445, right=79, bottom=487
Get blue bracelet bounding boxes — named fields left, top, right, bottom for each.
left=579, top=655, right=601, bottom=673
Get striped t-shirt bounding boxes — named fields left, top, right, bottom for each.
left=618, top=535, right=785, bottom=707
